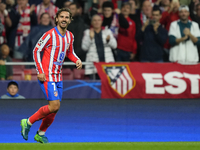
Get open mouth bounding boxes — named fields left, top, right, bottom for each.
left=61, top=22, right=67, bottom=25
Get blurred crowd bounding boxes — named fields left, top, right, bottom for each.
left=1, top=0, right=200, bottom=80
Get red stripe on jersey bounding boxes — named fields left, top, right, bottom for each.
left=67, top=32, right=79, bottom=63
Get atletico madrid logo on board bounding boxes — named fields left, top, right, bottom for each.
left=102, top=65, right=136, bottom=97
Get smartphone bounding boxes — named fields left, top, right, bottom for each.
left=149, top=19, right=156, bottom=25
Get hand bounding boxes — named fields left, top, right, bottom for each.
left=144, top=19, right=149, bottom=27
left=183, top=28, right=190, bottom=36
left=183, top=35, right=188, bottom=40
left=106, top=35, right=110, bottom=43
left=130, top=53, right=135, bottom=60
left=114, top=8, right=121, bottom=14
left=142, top=19, right=149, bottom=31
left=89, top=28, right=95, bottom=39
left=169, top=2, right=175, bottom=13
left=17, top=5, right=22, bottom=14
left=153, top=22, right=160, bottom=33
left=37, top=73, right=46, bottom=82
left=30, top=4, right=35, bottom=14
left=0, top=3, right=6, bottom=13
left=0, top=60, right=5, bottom=65
left=76, top=59, right=82, bottom=69
left=97, top=8, right=102, bottom=14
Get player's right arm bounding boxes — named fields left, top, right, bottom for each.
left=33, top=32, right=51, bottom=79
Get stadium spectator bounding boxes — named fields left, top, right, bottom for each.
left=155, top=0, right=171, bottom=12
left=5, top=0, right=16, bottom=12
left=55, top=0, right=86, bottom=10
left=35, top=0, right=58, bottom=26
left=63, top=0, right=72, bottom=9
left=67, top=2, right=88, bottom=62
left=138, top=6, right=168, bottom=62
left=116, top=2, right=137, bottom=62
left=82, top=14, right=117, bottom=79
left=0, top=44, right=13, bottom=80
left=7, top=0, right=37, bottom=59
left=190, top=1, right=200, bottom=27
left=169, top=5, right=200, bottom=63
left=18, top=12, right=53, bottom=63
left=0, top=0, right=12, bottom=44
left=141, top=0, right=153, bottom=24
left=160, top=0, right=180, bottom=31
left=87, top=0, right=119, bottom=25
left=0, top=80, right=25, bottom=99
left=128, top=0, right=142, bottom=36
left=160, top=0, right=181, bottom=50
left=90, top=1, right=120, bottom=38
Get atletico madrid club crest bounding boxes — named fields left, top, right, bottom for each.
left=103, top=65, right=136, bottom=97
left=54, top=91, right=58, bottom=97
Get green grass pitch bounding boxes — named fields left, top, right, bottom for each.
left=0, top=142, right=200, bottom=150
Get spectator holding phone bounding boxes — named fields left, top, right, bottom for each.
left=138, top=6, right=168, bottom=62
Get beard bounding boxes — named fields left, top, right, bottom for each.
left=180, top=16, right=188, bottom=22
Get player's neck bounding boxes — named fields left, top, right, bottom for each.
left=57, top=26, right=66, bottom=36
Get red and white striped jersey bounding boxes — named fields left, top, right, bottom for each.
left=33, top=27, right=79, bottom=82
left=15, top=4, right=31, bottom=47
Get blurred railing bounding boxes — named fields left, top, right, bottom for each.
left=5, top=62, right=96, bottom=80
left=5, top=62, right=93, bottom=65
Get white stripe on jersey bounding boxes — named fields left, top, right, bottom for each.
left=49, top=30, right=57, bottom=81
left=33, top=34, right=51, bottom=74
left=66, top=31, right=71, bottom=50
left=54, top=35, right=63, bottom=82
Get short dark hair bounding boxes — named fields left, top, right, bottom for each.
left=40, top=12, right=50, bottom=20
left=7, top=80, right=19, bottom=89
left=121, top=2, right=132, bottom=9
left=102, top=1, right=114, bottom=10
left=69, top=2, right=79, bottom=9
left=54, top=8, right=73, bottom=26
left=152, top=6, right=162, bottom=14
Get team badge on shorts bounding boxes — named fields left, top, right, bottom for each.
left=54, top=91, right=58, bottom=97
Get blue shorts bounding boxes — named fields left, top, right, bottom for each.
left=38, top=80, right=63, bottom=101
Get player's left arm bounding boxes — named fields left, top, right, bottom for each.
left=67, top=33, right=82, bottom=69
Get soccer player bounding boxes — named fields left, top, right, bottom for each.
left=20, top=8, right=82, bottom=143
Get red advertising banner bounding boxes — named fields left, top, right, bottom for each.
left=94, top=62, right=200, bottom=99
